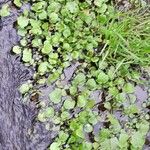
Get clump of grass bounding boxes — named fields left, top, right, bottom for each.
left=101, top=7, right=150, bottom=66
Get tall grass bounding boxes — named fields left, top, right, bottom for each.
left=101, top=6, right=150, bottom=66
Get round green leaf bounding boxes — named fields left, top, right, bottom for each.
left=19, top=83, right=31, bottom=94
left=17, top=16, right=29, bottom=28
left=73, top=73, right=86, bottom=85
left=77, top=95, right=87, bottom=107
left=49, top=88, right=62, bottom=104
left=84, top=124, right=93, bottom=133
left=123, top=83, right=135, bottom=94
left=49, top=12, right=59, bottom=23
left=12, top=46, right=21, bottom=54
left=42, top=41, right=52, bottom=54
left=97, top=72, right=109, bottom=84
left=44, top=107, right=55, bottom=118
left=63, top=99, right=75, bottom=110
left=86, top=78, right=96, bottom=90
left=38, top=62, right=48, bottom=75
left=50, top=142, right=60, bottom=150
left=14, top=0, right=22, bottom=7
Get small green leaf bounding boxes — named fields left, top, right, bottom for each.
left=19, top=83, right=32, bottom=94
left=63, top=99, right=75, bottom=110
left=63, top=43, right=70, bottom=50
left=59, top=131, right=69, bottom=143
left=131, top=132, right=145, bottom=149
left=138, top=120, right=149, bottom=135
left=86, top=79, right=97, bottom=90
left=49, top=88, right=62, bottom=104
left=47, top=71, right=60, bottom=84
left=125, top=104, right=139, bottom=115
left=52, top=53, right=59, bottom=59
left=38, top=62, right=48, bottom=75
left=63, top=28, right=71, bottom=38
left=14, top=0, right=22, bottom=7
left=42, top=41, right=53, bottom=54
left=0, top=4, right=10, bottom=17
left=39, top=10, right=47, bottom=20
left=77, top=95, right=87, bottom=108
left=104, top=102, right=111, bottom=110
left=108, top=114, right=121, bottom=132
left=110, top=137, right=119, bottom=150
left=116, top=93, right=126, bottom=102
left=17, top=16, right=29, bottom=28
left=49, top=12, right=59, bottom=23
left=47, top=2, right=61, bottom=13
left=51, top=33, right=61, bottom=45
left=73, top=73, right=86, bottom=86
left=61, top=111, right=70, bottom=120
left=20, top=38, right=27, bottom=46
left=66, top=2, right=79, bottom=13
left=129, top=94, right=136, bottom=103
left=99, top=4, right=107, bottom=13
left=22, top=49, right=32, bottom=62
left=76, top=126, right=84, bottom=138
left=44, top=107, right=55, bottom=118
left=99, top=128, right=111, bottom=142
left=50, top=142, right=60, bottom=150
left=109, top=87, right=119, bottom=96
left=84, top=124, right=93, bottom=133
left=118, top=131, right=129, bottom=149
left=94, top=0, right=104, bottom=7
left=123, top=83, right=135, bottom=94
left=37, top=113, right=46, bottom=122
left=31, top=1, right=46, bottom=12
left=70, top=86, right=77, bottom=95
left=12, top=46, right=21, bottom=54
left=97, top=72, right=109, bottom=84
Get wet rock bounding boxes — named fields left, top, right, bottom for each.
left=0, top=3, right=52, bottom=150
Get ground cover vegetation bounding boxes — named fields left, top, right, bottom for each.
left=0, top=0, right=150, bottom=149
